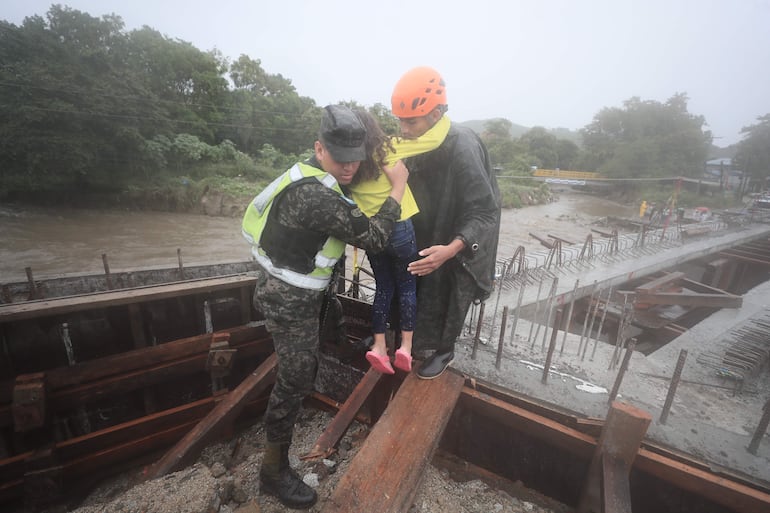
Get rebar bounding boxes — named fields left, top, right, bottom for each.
left=471, top=302, right=486, bottom=360
left=747, top=398, right=770, bottom=455
left=590, top=285, right=613, bottom=360
left=560, top=279, right=580, bottom=355
left=577, top=281, right=598, bottom=356
left=609, top=294, right=630, bottom=370
left=660, top=349, right=688, bottom=425
left=508, top=272, right=528, bottom=347
left=608, top=338, right=636, bottom=404
left=542, top=309, right=563, bottom=384
left=495, top=306, right=509, bottom=370
left=581, top=287, right=603, bottom=361
left=486, top=262, right=507, bottom=343
left=538, top=277, right=559, bottom=351
left=528, top=276, right=546, bottom=348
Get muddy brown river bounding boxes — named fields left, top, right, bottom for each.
left=0, top=191, right=638, bottom=282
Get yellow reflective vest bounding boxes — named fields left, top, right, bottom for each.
left=242, top=162, right=346, bottom=290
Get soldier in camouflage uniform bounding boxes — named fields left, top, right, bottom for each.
left=242, top=105, right=408, bottom=509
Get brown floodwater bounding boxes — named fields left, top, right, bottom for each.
left=0, top=191, right=638, bottom=282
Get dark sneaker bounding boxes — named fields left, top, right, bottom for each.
left=417, top=351, right=454, bottom=380
left=260, top=467, right=318, bottom=509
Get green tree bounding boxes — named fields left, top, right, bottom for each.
left=734, top=114, right=770, bottom=190
left=518, top=127, right=559, bottom=169
left=224, top=55, right=317, bottom=156
left=580, top=94, right=711, bottom=179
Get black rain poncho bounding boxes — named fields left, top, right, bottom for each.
left=405, top=122, right=501, bottom=352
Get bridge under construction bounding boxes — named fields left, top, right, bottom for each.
left=1, top=209, right=769, bottom=512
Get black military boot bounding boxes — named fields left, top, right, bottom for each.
left=260, top=442, right=318, bottom=509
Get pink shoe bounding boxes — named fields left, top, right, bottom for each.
left=394, top=348, right=412, bottom=372
left=366, top=351, right=395, bottom=374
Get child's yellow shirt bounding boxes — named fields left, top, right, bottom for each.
left=350, top=116, right=450, bottom=220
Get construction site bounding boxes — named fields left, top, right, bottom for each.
left=1, top=199, right=770, bottom=512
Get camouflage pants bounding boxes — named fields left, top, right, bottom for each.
left=252, top=267, right=324, bottom=444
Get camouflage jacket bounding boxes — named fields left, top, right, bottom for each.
left=254, top=157, right=401, bottom=320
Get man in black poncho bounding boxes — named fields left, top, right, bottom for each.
left=390, top=66, right=502, bottom=380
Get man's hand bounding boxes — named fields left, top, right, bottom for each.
left=407, top=238, right=465, bottom=276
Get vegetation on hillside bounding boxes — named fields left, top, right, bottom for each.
left=1, top=5, right=767, bottom=214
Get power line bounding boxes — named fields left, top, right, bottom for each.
left=0, top=80, right=319, bottom=119
left=0, top=103, right=314, bottom=134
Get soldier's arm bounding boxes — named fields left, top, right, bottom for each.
left=289, top=184, right=401, bottom=253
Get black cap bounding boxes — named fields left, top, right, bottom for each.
left=319, top=105, right=367, bottom=163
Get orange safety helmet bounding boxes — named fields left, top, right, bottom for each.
left=391, top=66, right=447, bottom=118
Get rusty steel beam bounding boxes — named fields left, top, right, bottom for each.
left=0, top=275, right=258, bottom=323
left=0, top=324, right=266, bottom=402
left=303, top=368, right=382, bottom=460
left=719, top=250, right=770, bottom=267
left=635, top=291, right=742, bottom=308
left=724, top=247, right=770, bottom=259
left=529, top=232, right=555, bottom=249
left=0, top=328, right=272, bottom=429
left=601, top=455, right=633, bottom=513
left=146, top=353, right=277, bottom=478
left=460, top=385, right=770, bottom=513
left=635, top=271, right=685, bottom=294
left=323, top=370, right=464, bottom=513
left=681, top=276, right=734, bottom=295
left=578, top=402, right=650, bottom=513
left=0, top=393, right=272, bottom=506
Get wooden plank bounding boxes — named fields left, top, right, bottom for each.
left=303, top=368, right=381, bottom=460
left=145, top=352, right=277, bottom=478
left=0, top=275, right=257, bottom=322
left=323, top=369, right=464, bottom=513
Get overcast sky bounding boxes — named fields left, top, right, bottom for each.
left=4, top=1, right=770, bottom=146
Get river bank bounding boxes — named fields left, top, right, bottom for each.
left=0, top=191, right=638, bottom=282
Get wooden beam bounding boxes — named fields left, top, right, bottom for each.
left=0, top=275, right=257, bottom=322
left=303, top=368, right=382, bottom=460
left=145, top=352, right=277, bottom=478
left=322, top=369, right=464, bottom=513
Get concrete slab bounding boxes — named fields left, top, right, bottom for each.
left=451, top=224, right=770, bottom=488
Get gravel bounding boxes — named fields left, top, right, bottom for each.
left=34, top=408, right=567, bottom=513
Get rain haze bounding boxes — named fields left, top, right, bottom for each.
left=4, top=0, right=770, bottom=146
